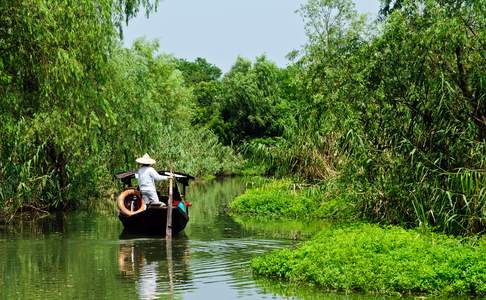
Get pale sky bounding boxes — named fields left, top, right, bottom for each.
left=123, top=0, right=381, bottom=73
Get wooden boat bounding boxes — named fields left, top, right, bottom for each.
left=115, top=170, right=194, bottom=235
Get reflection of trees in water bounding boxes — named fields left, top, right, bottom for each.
left=232, top=216, right=332, bottom=240
left=2, top=212, right=122, bottom=238
left=118, top=234, right=192, bottom=299
left=190, top=177, right=248, bottom=222
left=1, top=214, right=139, bottom=299
left=1, top=212, right=66, bottom=236
left=186, top=177, right=248, bottom=239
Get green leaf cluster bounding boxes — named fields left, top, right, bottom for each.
left=229, top=179, right=352, bottom=220
left=252, top=223, right=486, bottom=295
left=0, top=2, right=241, bottom=217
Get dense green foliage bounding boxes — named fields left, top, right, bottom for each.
left=230, top=180, right=315, bottom=218
left=347, top=0, right=485, bottom=235
left=104, top=40, right=241, bottom=176
left=229, top=180, right=352, bottom=220
left=218, top=1, right=485, bottom=295
left=176, top=55, right=292, bottom=145
left=252, top=223, right=486, bottom=295
left=0, top=1, right=240, bottom=217
left=1, top=0, right=484, bottom=237
left=2, top=0, right=485, bottom=297
left=182, top=0, right=485, bottom=235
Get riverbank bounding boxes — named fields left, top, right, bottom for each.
left=229, top=179, right=486, bottom=296
left=229, top=179, right=354, bottom=220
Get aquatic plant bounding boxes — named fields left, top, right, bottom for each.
left=252, top=223, right=486, bottom=296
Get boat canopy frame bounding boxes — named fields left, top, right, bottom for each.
left=115, top=170, right=195, bottom=188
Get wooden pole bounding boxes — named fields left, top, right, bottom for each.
left=166, top=172, right=173, bottom=239
left=166, top=238, right=174, bottom=300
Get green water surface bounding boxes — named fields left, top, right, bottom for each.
left=0, top=178, right=461, bottom=299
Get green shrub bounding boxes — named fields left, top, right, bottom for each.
left=229, top=180, right=313, bottom=218
left=229, top=179, right=353, bottom=220
left=252, top=223, right=486, bottom=295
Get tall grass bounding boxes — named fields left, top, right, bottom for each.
left=242, top=125, right=338, bottom=180
left=241, top=1, right=485, bottom=235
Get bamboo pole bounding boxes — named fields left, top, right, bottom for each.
left=166, top=172, right=173, bottom=239
left=166, top=238, right=174, bottom=300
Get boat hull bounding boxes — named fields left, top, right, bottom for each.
left=118, top=205, right=189, bottom=235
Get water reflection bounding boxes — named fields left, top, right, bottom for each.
left=0, top=212, right=66, bottom=236
left=184, top=177, right=248, bottom=240
left=118, top=235, right=192, bottom=299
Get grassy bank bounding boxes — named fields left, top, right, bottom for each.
left=229, top=179, right=486, bottom=296
left=229, top=179, right=353, bottom=220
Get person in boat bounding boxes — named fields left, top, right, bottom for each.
left=135, top=153, right=172, bottom=207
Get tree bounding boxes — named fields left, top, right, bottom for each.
left=215, top=56, right=287, bottom=144
left=0, top=0, right=161, bottom=212
left=174, top=57, right=222, bottom=84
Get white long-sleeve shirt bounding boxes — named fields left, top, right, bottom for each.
left=136, top=166, right=168, bottom=192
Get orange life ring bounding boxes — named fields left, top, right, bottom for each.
left=117, top=189, right=146, bottom=216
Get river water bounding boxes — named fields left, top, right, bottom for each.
left=0, top=178, right=433, bottom=299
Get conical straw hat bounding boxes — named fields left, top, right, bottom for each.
left=135, top=153, right=156, bottom=165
